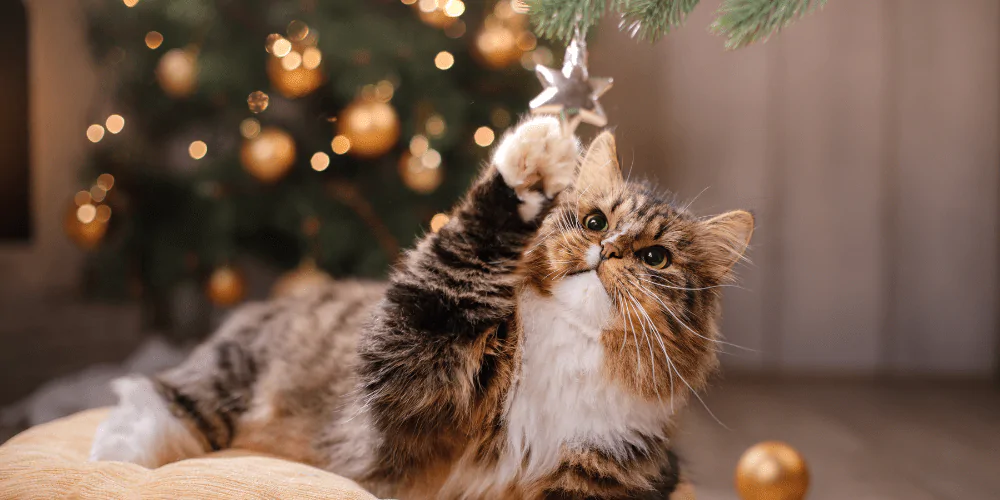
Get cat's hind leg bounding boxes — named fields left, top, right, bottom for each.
left=88, top=375, right=207, bottom=468
left=90, top=306, right=266, bottom=467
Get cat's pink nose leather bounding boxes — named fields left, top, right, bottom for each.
left=601, top=241, right=624, bottom=260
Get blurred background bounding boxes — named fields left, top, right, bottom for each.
left=1, top=0, right=997, bottom=498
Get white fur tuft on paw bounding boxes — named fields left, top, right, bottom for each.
left=89, top=376, right=205, bottom=468
left=493, top=116, right=579, bottom=216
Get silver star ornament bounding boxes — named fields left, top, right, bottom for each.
left=529, top=33, right=613, bottom=133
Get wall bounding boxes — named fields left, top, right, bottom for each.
left=593, top=0, right=1000, bottom=375
left=0, top=0, right=142, bottom=405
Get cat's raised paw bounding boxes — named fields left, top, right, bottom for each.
left=493, top=116, right=579, bottom=205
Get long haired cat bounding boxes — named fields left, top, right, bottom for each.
left=90, top=117, right=753, bottom=499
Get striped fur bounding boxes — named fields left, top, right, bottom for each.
left=91, top=118, right=753, bottom=500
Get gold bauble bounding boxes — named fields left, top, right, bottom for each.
left=156, top=48, right=198, bottom=98
left=474, top=24, right=523, bottom=69
left=240, top=127, right=297, bottom=183
left=398, top=152, right=443, bottom=194
left=339, top=99, right=400, bottom=159
left=206, top=265, right=246, bottom=307
left=64, top=203, right=108, bottom=250
left=271, top=259, right=333, bottom=298
left=736, top=441, right=810, bottom=500
left=266, top=53, right=325, bottom=99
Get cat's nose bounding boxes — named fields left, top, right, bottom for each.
left=601, top=241, right=623, bottom=260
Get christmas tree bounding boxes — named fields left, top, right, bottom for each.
left=75, top=0, right=541, bottom=312
left=75, top=0, right=822, bottom=322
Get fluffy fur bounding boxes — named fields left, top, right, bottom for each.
left=90, top=117, right=754, bottom=499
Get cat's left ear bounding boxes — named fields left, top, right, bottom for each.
left=700, top=210, right=755, bottom=279
left=577, top=131, right=623, bottom=193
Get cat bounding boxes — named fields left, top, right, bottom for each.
left=89, top=116, right=753, bottom=499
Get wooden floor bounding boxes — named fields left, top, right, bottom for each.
left=3, top=378, right=998, bottom=499
left=675, top=379, right=1000, bottom=500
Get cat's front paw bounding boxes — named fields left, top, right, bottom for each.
left=493, top=116, right=579, bottom=202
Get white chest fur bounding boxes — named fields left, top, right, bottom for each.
left=501, top=271, right=672, bottom=481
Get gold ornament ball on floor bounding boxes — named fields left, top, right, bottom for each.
left=398, top=152, right=443, bottom=194
left=272, top=259, right=333, bottom=298
left=206, top=266, right=247, bottom=307
left=156, top=48, right=198, bottom=98
left=240, top=127, right=297, bottom=183
left=266, top=53, right=324, bottom=99
left=475, top=24, right=523, bottom=69
left=736, top=441, right=810, bottom=500
left=64, top=203, right=108, bottom=249
left=338, top=99, right=400, bottom=159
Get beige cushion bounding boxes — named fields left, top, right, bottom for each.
left=0, top=408, right=376, bottom=499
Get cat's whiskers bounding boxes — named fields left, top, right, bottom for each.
left=631, top=280, right=757, bottom=354
left=618, top=284, right=644, bottom=380
left=626, top=289, right=677, bottom=414
left=636, top=274, right=744, bottom=292
left=616, top=280, right=672, bottom=416
left=666, top=348, right=730, bottom=430
left=624, top=283, right=728, bottom=428
left=616, top=287, right=637, bottom=354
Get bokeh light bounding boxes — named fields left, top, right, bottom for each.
left=271, top=38, right=292, bottom=57
left=443, top=0, right=465, bottom=17
left=247, top=91, right=270, bottom=113
left=434, top=51, right=454, bottom=70
left=375, top=80, right=395, bottom=102
left=302, top=47, right=322, bottom=69
left=410, top=135, right=429, bottom=157
left=96, top=204, right=112, bottom=223
left=77, top=204, right=97, bottom=224
left=240, top=118, right=261, bottom=139
left=281, top=51, right=303, bottom=70
left=491, top=108, right=511, bottom=128
left=331, top=135, right=351, bottom=155
left=145, top=31, right=163, bottom=49
left=87, top=124, right=105, bottom=143
left=287, top=20, right=309, bottom=41
left=106, top=114, right=125, bottom=134
left=311, top=152, right=331, bottom=171
left=90, top=185, right=107, bottom=203
left=421, top=148, right=442, bottom=169
left=430, top=213, right=450, bottom=233
left=74, top=190, right=92, bottom=206
left=474, top=126, right=495, bottom=147
left=96, top=173, right=115, bottom=191
left=426, top=115, right=446, bottom=137
left=189, top=140, right=208, bottom=159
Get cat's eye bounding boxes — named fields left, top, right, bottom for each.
left=637, top=246, right=671, bottom=269
left=583, top=213, right=609, bottom=232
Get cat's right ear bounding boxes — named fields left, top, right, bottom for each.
left=577, top=131, right=623, bottom=193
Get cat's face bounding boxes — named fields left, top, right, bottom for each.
left=525, top=132, right=754, bottom=402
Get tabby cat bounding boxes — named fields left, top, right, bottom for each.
left=90, top=117, right=754, bottom=499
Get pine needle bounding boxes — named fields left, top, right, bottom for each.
left=619, top=0, right=700, bottom=42
left=527, top=0, right=826, bottom=48
left=711, top=0, right=827, bottom=49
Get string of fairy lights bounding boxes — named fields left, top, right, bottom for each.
left=75, top=0, right=545, bottom=304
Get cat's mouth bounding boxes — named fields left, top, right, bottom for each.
left=566, top=267, right=596, bottom=277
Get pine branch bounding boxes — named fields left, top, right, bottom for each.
left=529, top=0, right=612, bottom=43
left=711, top=0, right=826, bottom=49
left=619, top=0, right=699, bottom=42
left=528, top=0, right=825, bottom=47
